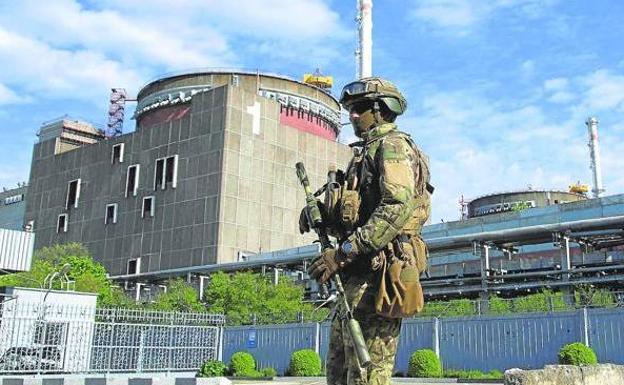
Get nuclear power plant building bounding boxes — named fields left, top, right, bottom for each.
left=25, top=71, right=351, bottom=277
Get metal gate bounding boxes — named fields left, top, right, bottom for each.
left=0, top=303, right=224, bottom=374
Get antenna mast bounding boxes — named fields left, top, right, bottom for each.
left=586, top=117, right=605, bottom=198
left=356, top=0, right=373, bottom=79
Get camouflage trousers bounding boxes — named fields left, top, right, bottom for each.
left=326, top=273, right=402, bottom=385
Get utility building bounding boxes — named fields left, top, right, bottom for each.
left=25, top=71, right=351, bottom=277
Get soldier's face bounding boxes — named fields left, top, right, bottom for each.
left=349, top=101, right=376, bottom=138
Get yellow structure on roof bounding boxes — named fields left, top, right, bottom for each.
left=303, top=69, right=333, bottom=90
left=569, top=182, right=590, bottom=195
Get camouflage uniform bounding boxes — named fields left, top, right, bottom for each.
left=306, top=77, right=431, bottom=385
left=326, top=122, right=431, bottom=385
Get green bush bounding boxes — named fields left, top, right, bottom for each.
left=288, top=349, right=322, bottom=376
left=261, top=367, right=278, bottom=377
left=197, top=360, right=227, bottom=377
left=408, top=349, right=442, bottom=378
left=558, top=343, right=598, bottom=365
left=229, top=351, right=256, bottom=376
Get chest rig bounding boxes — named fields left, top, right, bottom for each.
left=325, top=129, right=433, bottom=241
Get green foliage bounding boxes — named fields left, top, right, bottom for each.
left=0, top=243, right=134, bottom=307
left=407, top=349, right=442, bottom=378
left=511, top=202, right=532, bottom=212
left=204, top=271, right=315, bottom=325
left=574, top=286, right=615, bottom=308
left=197, top=360, right=227, bottom=377
left=443, top=369, right=504, bottom=379
left=288, top=349, right=322, bottom=376
left=420, top=298, right=475, bottom=317
left=150, top=278, right=205, bottom=312
left=513, top=289, right=569, bottom=313
left=558, top=343, right=598, bottom=365
left=261, top=367, right=278, bottom=377
left=488, top=296, right=512, bottom=314
left=229, top=352, right=256, bottom=376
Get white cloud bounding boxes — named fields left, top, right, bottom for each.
left=0, top=27, right=145, bottom=104
left=544, top=77, right=569, bottom=91
left=0, top=83, right=27, bottom=105
left=578, top=69, right=624, bottom=112
left=403, top=86, right=599, bottom=221
left=410, top=0, right=559, bottom=34
left=0, top=0, right=348, bottom=106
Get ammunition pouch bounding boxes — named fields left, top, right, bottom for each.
left=339, top=189, right=361, bottom=230
left=375, top=234, right=428, bottom=318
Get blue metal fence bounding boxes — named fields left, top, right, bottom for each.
left=222, top=308, right=624, bottom=374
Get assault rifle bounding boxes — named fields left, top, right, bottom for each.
left=295, top=162, right=371, bottom=368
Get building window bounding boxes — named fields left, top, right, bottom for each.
left=65, top=179, right=81, bottom=209
left=57, top=214, right=68, bottom=233
left=142, top=196, right=155, bottom=218
left=105, top=203, right=118, bottom=225
left=127, top=257, right=141, bottom=275
left=125, top=164, right=140, bottom=197
left=112, top=143, right=124, bottom=164
left=153, top=155, right=178, bottom=190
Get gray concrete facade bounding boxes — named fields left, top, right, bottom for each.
left=0, top=186, right=28, bottom=230
left=25, top=72, right=351, bottom=276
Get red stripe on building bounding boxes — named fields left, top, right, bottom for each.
left=278, top=106, right=338, bottom=140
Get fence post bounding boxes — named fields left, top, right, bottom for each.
left=314, top=322, right=321, bottom=355
left=107, top=311, right=115, bottom=373
left=582, top=307, right=590, bottom=346
left=217, top=326, right=224, bottom=361
left=433, top=317, right=440, bottom=361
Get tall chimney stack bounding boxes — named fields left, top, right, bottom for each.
left=356, top=0, right=373, bottom=79
left=586, top=117, right=605, bottom=198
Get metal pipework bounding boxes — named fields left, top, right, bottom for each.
left=586, top=117, right=605, bottom=198
left=356, top=0, right=373, bottom=78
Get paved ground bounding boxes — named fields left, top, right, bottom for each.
left=232, top=377, right=502, bottom=385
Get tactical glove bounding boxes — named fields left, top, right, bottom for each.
left=307, top=248, right=343, bottom=285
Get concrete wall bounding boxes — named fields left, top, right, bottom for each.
left=218, top=85, right=350, bottom=263
left=25, top=86, right=228, bottom=275
left=0, top=186, right=27, bottom=230
left=25, top=75, right=351, bottom=275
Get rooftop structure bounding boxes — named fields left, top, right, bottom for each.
left=466, top=189, right=587, bottom=218
left=37, top=117, right=105, bottom=155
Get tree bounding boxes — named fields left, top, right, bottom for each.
left=0, top=243, right=134, bottom=307
left=204, top=271, right=325, bottom=325
left=150, top=278, right=205, bottom=312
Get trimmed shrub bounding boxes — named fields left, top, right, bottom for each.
left=408, top=349, right=442, bottom=378
left=289, top=349, right=322, bottom=376
left=558, top=342, right=598, bottom=365
left=229, top=351, right=256, bottom=376
left=197, top=360, right=227, bottom=377
left=261, top=367, right=278, bottom=377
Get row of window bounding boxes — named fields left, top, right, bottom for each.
left=57, top=196, right=155, bottom=233
left=64, top=154, right=178, bottom=210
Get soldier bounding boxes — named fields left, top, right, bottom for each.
left=302, top=77, right=432, bottom=385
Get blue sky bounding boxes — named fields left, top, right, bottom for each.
left=1, top=0, right=623, bottom=222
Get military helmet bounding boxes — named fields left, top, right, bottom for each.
left=339, top=77, right=407, bottom=116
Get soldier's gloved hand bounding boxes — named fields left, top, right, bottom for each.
left=298, top=201, right=328, bottom=234
left=307, top=248, right=343, bottom=285
left=298, top=208, right=311, bottom=234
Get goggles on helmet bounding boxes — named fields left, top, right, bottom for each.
left=339, top=81, right=379, bottom=104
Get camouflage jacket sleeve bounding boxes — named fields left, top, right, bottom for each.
left=345, top=134, right=421, bottom=256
